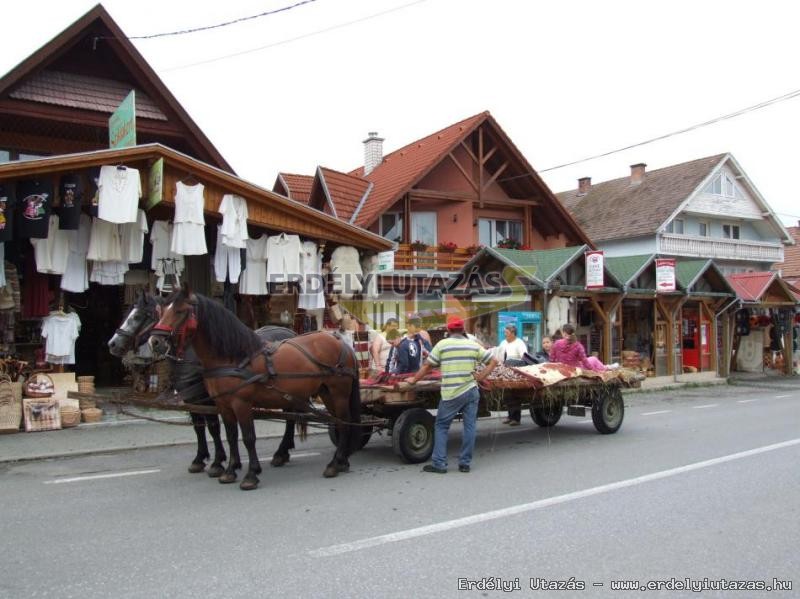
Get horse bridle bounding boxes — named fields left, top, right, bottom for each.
left=115, top=306, right=160, bottom=350
left=151, top=298, right=199, bottom=358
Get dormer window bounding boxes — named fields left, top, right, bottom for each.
left=703, top=173, right=738, bottom=198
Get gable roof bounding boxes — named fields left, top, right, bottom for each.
left=557, top=154, right=726, bottom=242
left=605, top=254, right=656, bottom=287
left=777, top=225, right=800, bottom=277
left=316, top=167, right=372, bottom=223
left=725, top=271, right=796, bottom=304
left=0, top=4, right=232, bottom=172
left=274, top=172, right=314, bottom=204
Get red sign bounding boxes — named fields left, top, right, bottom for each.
left=655, top=258, right=676, bottom=293
left=585, top=250, right=604, bottom=289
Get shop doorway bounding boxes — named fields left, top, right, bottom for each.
left=73, top=285, right=126, bottom=385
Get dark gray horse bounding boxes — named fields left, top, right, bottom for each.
left=108, top=291, right=296, bottom=477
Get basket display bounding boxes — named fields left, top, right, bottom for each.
left=81, top=407, right=103, bottom=423
left=24, top=373, right=55, bottom=398
left=78, top=398, right=96, bottom=410
left=23, top=398, right=61, bottom=432
left=60, top=406, right=81, bottom=428
left=77, top=375, right=95, bottom=395
left=0, top=375, right=22, bottom=434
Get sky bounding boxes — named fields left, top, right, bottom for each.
left=2, top=0, right=799, bottom=227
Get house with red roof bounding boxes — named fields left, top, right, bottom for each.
left=774, top=222, right=800, bottom=288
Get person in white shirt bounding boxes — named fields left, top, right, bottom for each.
left=495, top=323, right=528, bottom=425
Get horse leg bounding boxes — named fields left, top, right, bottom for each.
left=188, top=412, right=210, bottom=473
left=218, top=406, right=241, bottom=484
left=206, top=414, right=227, bottom=478
left=271, top=418, right=295, bottom=467
left=320, top=387, right=348, bottom=478
left=233, top=400, right=261, bottom=491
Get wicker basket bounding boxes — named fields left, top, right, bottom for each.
left=24, top=373, right=55, bottom=398
left=81, top=407, right=103, bottom=423
left=0, top=375, right=21, bottom=434
left=78, top=397, right=96, bottom=410
left=60, top=406, right=81, bottom=428
left=76, top=376, right=95, bottom=383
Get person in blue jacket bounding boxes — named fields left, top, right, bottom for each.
left=386, top=317, right=432, bottom=374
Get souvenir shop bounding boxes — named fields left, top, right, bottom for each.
left=0, top=145, right=391, bottom=423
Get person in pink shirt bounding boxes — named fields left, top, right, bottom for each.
left=549, top=323, right=603, bottom=371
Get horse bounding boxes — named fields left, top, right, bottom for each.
left=148, top=282, right=362, bottom=490
left=107, top=290, right=297, bottom=478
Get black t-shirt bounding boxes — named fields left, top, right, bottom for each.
left=87, top=166, right=100, bottom=217
left=0, top=182, right=14, bottom=241
left=58, top=173, right=83, bottom=230
left=16, top=178, right=53, bottom=239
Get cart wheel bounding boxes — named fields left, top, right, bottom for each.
left=529, top=403, right=563, bottom=427
left=328, top=424, right=373, bottom=450
left=592, top=386, right=624, bottom=434
left=391, top=408, right=434, bottom=463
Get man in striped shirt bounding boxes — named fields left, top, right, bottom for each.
left=405, top=316, right=498, bottom=473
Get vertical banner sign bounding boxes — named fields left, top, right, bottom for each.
left=585, top=250, right=605, bottom=289
left=656, top=258, right=676, bottom=292
left=146, top=158, right=164, bottom=210
left=109, top=90, right=136, bottom=149
left=377, top=250, right=395, bottom=273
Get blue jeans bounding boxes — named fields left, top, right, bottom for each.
left=431, top=386, right=480, bottom=470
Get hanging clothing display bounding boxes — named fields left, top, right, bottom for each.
left=239, top=235, right=269, bottom=295
left=41, top=310, right=81, bottom=365
left=214, top=225, right=242, bottom=284
left=30, top=214, right=70, bottom=275
left=120, top=209, right=148, bottom=264
left=266, top=233, right=302, bottom=284
left=87, top=217, right=122, bottom=262
left=90, top=260, right=128, bottom=286
left=16, top=178, right=53, bottom=239
left=170, top=182, right=207, bottom=255
left=361, top=254, right=380, bottom=299
left=97, top=165, right=141, bottom=224
left=57, top=173, right=83, bottom=230
left=0, top=244, right=4, bottom=288
left=218, top=194, right=249, bottom=248
left=61, top=214, right=92, bottom=293
left=330, top=245, right=363, bottom=299
left=298, top=241, right=325, bottom=310
left=0, top=182, right=14, bottom=242
left=150, top=220, right=185, bottom=291
left=546, top=296, right=571, bottom=336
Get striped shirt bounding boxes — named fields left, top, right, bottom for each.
left=426, top=335, right=494, bottom=401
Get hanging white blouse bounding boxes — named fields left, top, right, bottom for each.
left=170, top=182, right=207, bottom=255
left=87, top=217, right=122, bottom=262
left=41, top=311, right=81, bottom=363
left=330, top=245, right=363, bottom=298
left=90, top=260, right=128, bottom=286
left=266, top=233, right=302, bottom=284
left=97, top=165, right=141, bottom=224
left=61, top=214, right=92, bottom=293
left=218, top=194, right=249, bottom=248
left=120, top=209, right=149, bottom=263
left=298, top=241, right=325, bottom=310
left=150, top=220, right=185, bottom=291
left=239, top=235, right=269, bottom=295
left=31, top=214, right=70, bottom=274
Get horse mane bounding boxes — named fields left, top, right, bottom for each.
left=193, top=293, right=263, bottom=361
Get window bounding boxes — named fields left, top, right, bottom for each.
left=665, top=218, right=684, bottom=234
left=722, top=223, right=740, bottom=239
left=478, top=218, right=523, bottom=247
left=723, top=175, right=735, bottom=197
left=698, top=222, right=709, bottom=237
left=0, top=150, right=9, bottom=163
left=380, top=213, right=403, bottom=242
left=703, top=173, right=739, bottom=198
left=410, top=212, right=437, bottom=246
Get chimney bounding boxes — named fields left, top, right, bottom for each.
left=363, top=131, right=384, bottom=175
left=630, top=163, right=647, bottom=185
left=577, top=176, right=591, bottom=196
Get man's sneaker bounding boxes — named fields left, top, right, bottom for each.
left=422, top=464, right=447, bottom=474
left=458, top=464, right=470, bottom=473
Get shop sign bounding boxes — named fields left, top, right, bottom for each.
left=146, top=158, right=164, bottom=209
left=656, top=258, right=676, bottom=292
left=585, top=250, right=604, bottom=289
left=377, top=250, right=394, bottom=272
left=109, top=90, right=136, bottom=149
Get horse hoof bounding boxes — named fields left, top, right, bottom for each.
left=219, top=472, right=238, bottom=484
left=337, top=462, right=350, bottom=473
left=207, top=464, right=225, bottom=478
left=323, top=466, right=339, bottom=478
left=240, top=478, right=259, bottom=491
left=271, top=454, right=289, bottom=467
left=188, top=462, right=206, bottom=474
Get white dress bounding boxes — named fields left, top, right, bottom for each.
left=266, top=233, right=302, bottom=284
left=218, top=194, right=249, bottom=248
left=120, top=209, right=148, bottom=263
left=61, top=214, right=91, bottom=293
left=213, top=225, right=242, bottom=283
left=31, top=214, right=70, bottom=274
left=239, top=235, right=269, bottom=295
left=150, top=220, right=185, bottom=291
left=298, top=241, right=325, bottom=310
left=87, top=217, right=122, bottom=262
left=97, top=165, right=141, bottom=224
left=170, top=182, right=207, bottom=255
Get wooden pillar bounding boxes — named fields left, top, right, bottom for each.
left=402, top=193, right=411, bottom=243
left=783, top=317, right=793, bottom=376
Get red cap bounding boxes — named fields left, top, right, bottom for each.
left=446, top=316, right=465, bottom=331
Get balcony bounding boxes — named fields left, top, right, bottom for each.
left=658, top=234, right=784, bottom=263
left=392, top=244, right=472, bottom=271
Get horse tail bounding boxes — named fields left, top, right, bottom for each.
left=295, top=419, right=308, bottom=443
left=347, top=373, right=362, bottom=455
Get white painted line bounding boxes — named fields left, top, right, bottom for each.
left=641, top=410, right=672, bottom=416
left=259, top=452, right=320, bottom=462
left=738, top=399, right=760, bottom=404
left=692, top=404, right=718, bottom=409
left=44, top=469, right=161, bottom=484
left=309, top=437, right=800, bottom=558
left=774, top=395, right=791, bottom=399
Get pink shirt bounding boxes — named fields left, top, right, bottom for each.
left=549, top=338, right=593, bottom=369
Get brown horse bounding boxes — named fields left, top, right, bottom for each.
left=148, top=282, right=361, bottom=490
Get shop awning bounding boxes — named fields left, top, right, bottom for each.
left=726, top=271, right=798, bottom=306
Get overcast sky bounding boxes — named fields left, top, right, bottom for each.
left=2, top=0, right=799, bottom=226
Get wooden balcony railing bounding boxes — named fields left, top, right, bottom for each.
left=393, top=244, right=473, bottom=271
left=659, top=234, right=784, bottom=263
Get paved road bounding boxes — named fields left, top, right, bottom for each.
left=2, top=384, right=798, bottom=598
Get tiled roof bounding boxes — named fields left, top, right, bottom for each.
left=778, top=225, right=800, bottom=277
left=10, top=69, right=168, bottom=120
left=318, top=167, right=372, bottom=223
left=277, top=172, right=314, bottom=204
left=605, top=254, right=654, bottom=287
left=726, top=272, right=777, bottom=302
left=350, top=112, right=488, bottom=227
left=490, top=246, right=586, bottom=282
left=556, top=154, right=727, bottom=242
left=674, top=259, right=711, bottom=290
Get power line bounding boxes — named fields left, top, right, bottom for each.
left=499, top=85, right=800, bottom=183
left=161, top=0, right=429, bottom=72
left=129, top=0, right=320, bottom=40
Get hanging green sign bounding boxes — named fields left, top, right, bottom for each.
left=146, top=158, right=164, bottom=209
left=109, top=90, right=136, bottom=149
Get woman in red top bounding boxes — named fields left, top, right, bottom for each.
left=549, top=323, right=595, bottom=370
